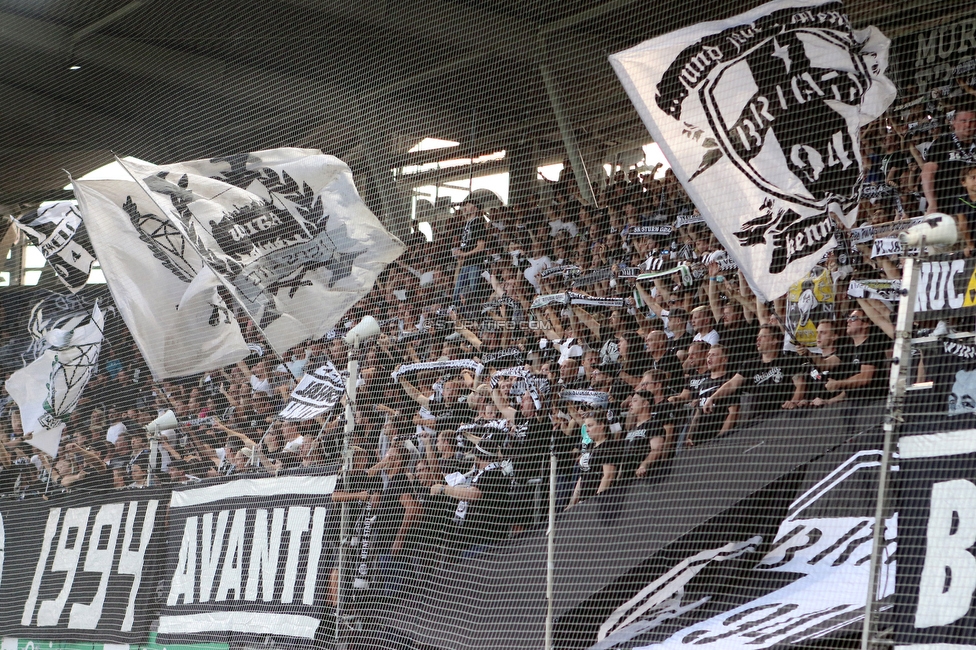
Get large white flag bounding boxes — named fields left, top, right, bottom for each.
left=609, top=0, right=896, bottom=300
left=5, top=304, right=104, bottom=457
left=117, top=149, right=406, bottom=355
left=72, top=178, right=251, bottom=380
left=12, top=201, right=97, bottom=293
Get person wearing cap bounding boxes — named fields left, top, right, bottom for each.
left=451, top=198, right=489, bottom=316
left=430, top=433, right=513, bottom=554
left=623, top=370, right=675, bottom=479
left=569, top=411, right=618, bottom=507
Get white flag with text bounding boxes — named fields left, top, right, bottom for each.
left=73, top=178, right=250, bottom=380
left=12, top=201, right=97, bottom=293
left=117, top=149, right=406, bottom=355
left=609, top=0, right=895, bottom=299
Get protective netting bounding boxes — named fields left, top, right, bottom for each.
left=1, top=1, right=976, bottom=649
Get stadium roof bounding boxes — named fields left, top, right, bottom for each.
left=0, top=0, right=964, bottom=210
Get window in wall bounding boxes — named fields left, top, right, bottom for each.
left=23, top=244, right=45, bottom=286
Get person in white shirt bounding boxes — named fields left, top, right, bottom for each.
left=691, top=305, right=720, bottom=347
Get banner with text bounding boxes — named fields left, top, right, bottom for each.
left=610, top=0, right=896, bottom=300
left=895, top=429, right=976, bottom=648
left=0, top=489, right=167, bottom=642
left=159, top=471, right=339, bottom=644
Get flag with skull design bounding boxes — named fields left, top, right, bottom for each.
left=610, top=0, right=896, bottom=300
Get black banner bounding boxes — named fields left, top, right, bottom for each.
left=895, top=429, right=976, bottom=647
left=913, top=255, right=976, bottom=319
left=158, top=470, right=339, bottom=644
left=889, top=14, right=976, bottom=97
left=0, top=488, right=167, bottom=642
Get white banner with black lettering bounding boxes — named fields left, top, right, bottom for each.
left=609, top=0, right=896, bottom=300
left=73, top=177, right=251, bottom=380
left=159, top=470, right=339, bottom=643
left=0, top=489, right=165, bottom=641
left=279, top=362, right=344, bottom=421
left=589, top=445, right=894, bottom=650
left=12, top=201, right=97, bottom=293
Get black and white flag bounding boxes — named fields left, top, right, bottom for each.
left=117, top=149, right=406, bottom=355
left=279, top=362, right=345, bottom=421
left=4, top=304, right=104, bottom=456
left=12, top=201, right=97, bottom=293
left=73, top=178, right=251, bottom=380
left=610, top=0, right=896, bottom=300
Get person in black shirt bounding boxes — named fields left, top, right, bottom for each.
left=491, top=380, right=553, bottom=529
left=825, top=309, right=891, bottom=402
left=922, top=106, right=976, bottom=213
left=667, top=307, right=693, bottom=359
left=430, top=433, right=513, bottom=552
left=491, top=382, right=550, bottom=483
left=451, top=198, right=489, bottom=315
left=569, top=411, right=618, bottom=506
left=621, top=370, right=675, bottom=479
left=796, top=319, right=847, bottom=407
left=644, top=330, right=682, bottom=395
left=60, top=440, right=115, bottom=492
left=711, top=299, right=759, bottom=375
left=954, top=165, right=976, bottom=256
left=704, top=326, right=806, bottom=417
left=689, top=345, right=739, bottom=445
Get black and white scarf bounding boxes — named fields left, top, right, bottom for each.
left=567, top=292, right=626, bottom=309
left=560, top=390, right=611, bottom=408
left=539, top=265, right=582, bottom=281
left=572, top=267, right=615, bottom=289
left=482, top=347, right=525, bottom=368
left=531, top=293, right=571, bottom=310
left=627, top=225, right=674, bottom=237
left=391, top=359, right=484, bottom=381
left=674, top=213, right=705, bottom=228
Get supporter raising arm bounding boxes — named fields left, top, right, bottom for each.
left=569, top=413, right=617, bottom=507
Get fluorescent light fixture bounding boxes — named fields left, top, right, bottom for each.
left=68, top=65, right=82, bottom=71
left=408, top=137, right=460, bottom=153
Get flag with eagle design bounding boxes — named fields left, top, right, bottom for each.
left=72, top=178, right=251, bottom=380
left=117, top=149, right=406, bottom=355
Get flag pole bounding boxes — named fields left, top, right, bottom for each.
left=545, top=438, right=557, bottom=650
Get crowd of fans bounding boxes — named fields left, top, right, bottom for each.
left=0, top=83, right=974, bottom=639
